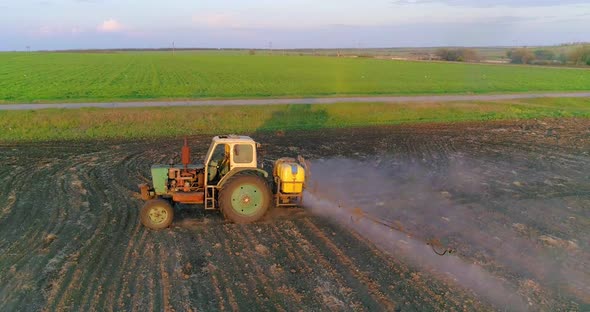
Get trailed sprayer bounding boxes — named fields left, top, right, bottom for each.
left=138, top=135, right=307, bottom=229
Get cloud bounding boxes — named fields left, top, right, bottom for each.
left=391, top=0, right=589, bottom=7
left=97, top=19, right=123, bottom=32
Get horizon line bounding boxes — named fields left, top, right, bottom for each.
left=3, top=43, right=590, bottom=53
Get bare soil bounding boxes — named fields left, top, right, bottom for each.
left=0, top=118, right=588, bottom=311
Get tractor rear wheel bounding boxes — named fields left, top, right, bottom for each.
left=140, top=199, right=174, bottom=230
left=219, top=173, right=272, bottom=224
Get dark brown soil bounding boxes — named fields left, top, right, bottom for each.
left=0, top=118, right=588, bottom=311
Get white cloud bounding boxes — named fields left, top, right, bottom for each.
left=97, top=19, right=123, bottom=32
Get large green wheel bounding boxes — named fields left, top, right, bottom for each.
left=140, top=199, right=174, bottom=230
left=219, top=173, right=272, bottom=223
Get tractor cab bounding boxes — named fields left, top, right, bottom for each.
left=204, top=135, right=259, bottom=184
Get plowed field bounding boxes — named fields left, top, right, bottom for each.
left=1, top=119, right=589, bottom=311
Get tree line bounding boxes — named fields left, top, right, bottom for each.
left=435, top=46, right=590, bottom=66
left=507, top=46, right=590, bottom=66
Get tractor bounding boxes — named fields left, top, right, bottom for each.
left=138, top=135, right=307, bottom=230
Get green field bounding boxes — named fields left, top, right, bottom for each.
left=1, top=97, right=588, bottom=142
left=1, top=52, right=590, bottom=104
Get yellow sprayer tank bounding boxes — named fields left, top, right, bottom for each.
left=274, top=158, right=305, bottom=194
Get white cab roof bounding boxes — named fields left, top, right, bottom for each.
left=211, top=135, right=255, bottom=144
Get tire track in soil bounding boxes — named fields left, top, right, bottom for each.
left=195, top=230, right=239, bottom=311
left=89, top=148, right=162, bottom=312
left=218, top=226, right=269, bottom=308
left=262, top=223, right=321, bottom=307
left=171, top=232, right=197, bottom=311
left=142, top=239, right=158, bottom=312
left=173, top=224, right=217, bottom=311
left=0, top=169, right=41, bottom=264
left=322, top=220, right=436, bottom=307
left=128, top=243, right=150, bottom=312
left=231, top=225, right=286, bottom=311
left=47, top=162, right=114, bottom=311
left=208, top=270, right=227, bottom=311
left=298, top=218, right=397, bottom=311
left=325, top=218, right=491, bottom=311
left=343, top=229, right=438, bottom=307
left=267, top=221, right=363, bottom=309
left=343, top=226, right=485, bottom=311
left=0, top=189, right=17, bottom=220
left=2, top=164, right=66, bottom=268
left=67, top=166, right=129, bottom=311
left=194, top=228, right=229, bottom=312
left=112, top=227, right=147, bottom=310
left=6, top=160, right=92, bottom=310
left=158, top=245, right=172, bottom=311
left=280, top=218, right=382, bottom=310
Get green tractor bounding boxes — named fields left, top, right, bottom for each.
left=138, top=135, right=307, bottom=230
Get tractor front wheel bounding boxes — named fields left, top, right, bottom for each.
left=140, top=199, right=174, bottom=230
left=219, top=173, right=272, bottom=224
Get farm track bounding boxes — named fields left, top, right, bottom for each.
left=0, top=119, right=589, bottom=311
left=1, top=92, right=590, bottom=110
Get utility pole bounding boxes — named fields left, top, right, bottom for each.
left=172, top=41, right=175, bottom=56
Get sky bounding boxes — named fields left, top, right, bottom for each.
left=0, top=0, right=589, bottom=51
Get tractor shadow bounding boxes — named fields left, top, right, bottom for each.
left=172, top=204, right=310, bottom=230
left=255, top=104, right=330, bottom=134
left=253, top=104, right=330, bottom=164
left=172, top=204, right=226, bottom=229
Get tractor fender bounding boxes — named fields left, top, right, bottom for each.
left=216, top=168, right=269, bottom=189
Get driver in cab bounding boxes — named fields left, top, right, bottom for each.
left=208, top=144, right=230, bottom=182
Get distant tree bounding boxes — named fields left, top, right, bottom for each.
left=435, top=48, right=480, bottom=62
left=568, top=45, right=590, bottom=65
left=533, top=49, right=555, bottom=61
left=557, top=53, right=568, bottom=64
left=460, top=48, right=480, bottom=62
left=436, top=48, right=452, bottom=61
left=507, top=48, right=535, bottom=64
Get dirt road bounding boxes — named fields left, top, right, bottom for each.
left=0, top=119, right=589, bottom=311
left=1, top=92, right=590, bottom=110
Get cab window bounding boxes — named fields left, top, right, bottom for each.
left=211, top=144, right=227, bottom=163
left=233, top=144, right=253, bottom=163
